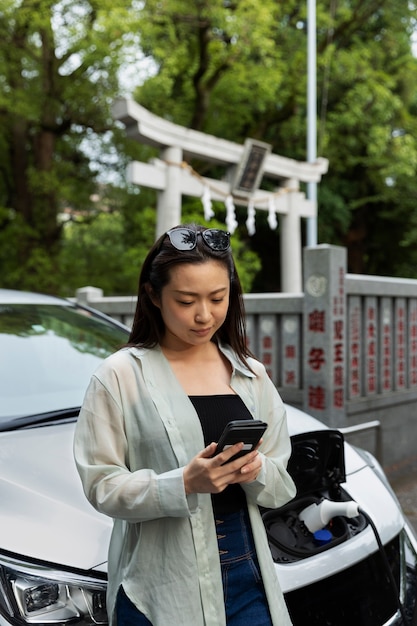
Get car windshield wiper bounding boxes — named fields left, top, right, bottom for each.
left=0, top=407, right=81, bottom=431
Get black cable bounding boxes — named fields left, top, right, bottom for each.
left=359, top=507, right=409, bottom=625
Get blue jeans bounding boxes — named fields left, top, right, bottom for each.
left=216, top=508, right=273, bottom=626
left=116, top=586, right=153, bottom=626
left=115, top=509, right=272, bottom=626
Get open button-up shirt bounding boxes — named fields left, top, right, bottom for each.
left=74, top=343, right=296, bottom=625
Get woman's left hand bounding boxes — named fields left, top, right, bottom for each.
left=183, top=441, right=263, bottom=495
left=237, top=450, right=263, bottom=481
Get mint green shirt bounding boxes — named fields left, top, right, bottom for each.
left=74, top=343, right=296, bottom=625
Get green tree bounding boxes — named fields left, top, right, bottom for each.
left=0, top=0, right=138, bottom=292
left=136, top=0, right=290, bottom=137
left=0, top=0, right=262, bottom=295
left=134, top=0, right=417, bottom=281
left=314, top=1, right=417, bottom=274
left=2, top=0, right=417, bottom=294
left=59, top=202, right=156, bottom=296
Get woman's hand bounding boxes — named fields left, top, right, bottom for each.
left=183, top=441, right=263, bottom=495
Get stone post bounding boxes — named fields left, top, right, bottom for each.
left=303, top=245, right=347, bottom=427
left=75, top=286, right=103, bottom=306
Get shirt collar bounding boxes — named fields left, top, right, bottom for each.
left=127, top=343, right=256, bottom=379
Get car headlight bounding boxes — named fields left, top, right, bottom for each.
left=0, top=553, right=107, bottom=625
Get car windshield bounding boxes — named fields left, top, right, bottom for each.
left=0, top=303, right=128, bottom=423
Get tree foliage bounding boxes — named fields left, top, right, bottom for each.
left=135, top=0, right=417, bottom=279
left=0, top=0, right=138, bottom=292
left=1, top=0, right=417, bottom=295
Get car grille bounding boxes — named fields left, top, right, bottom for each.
left=285, top=535, right=401, bottom=626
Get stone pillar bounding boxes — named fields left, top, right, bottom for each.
left=280, top=179, right=302, bottom=293
left=303, top=245, right=347, bottom=427
left=76, top=286, right=103, bottom=306
left=156, top=146, right=183, bottom=237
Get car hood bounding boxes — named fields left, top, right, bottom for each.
left=0, top=422, right=111, bottom=571
left=0, top=406, right=387, bottom=574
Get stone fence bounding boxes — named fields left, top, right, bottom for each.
left=75, top=244, right=417, bottom=469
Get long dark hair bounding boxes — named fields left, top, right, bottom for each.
left=127, top=224, right=254, bottom=367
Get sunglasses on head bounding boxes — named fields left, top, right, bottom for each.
left=166, top=228, right=231, bottom=252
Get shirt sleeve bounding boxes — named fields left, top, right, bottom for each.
left=241, top=365, right=296, bottom=509
left=73, top=374, right=198, bottom=523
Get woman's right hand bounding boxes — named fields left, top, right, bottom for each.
left=183, top=441, right=262, bottom=495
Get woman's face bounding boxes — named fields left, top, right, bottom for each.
left=153, top=260, right=230, bottom=351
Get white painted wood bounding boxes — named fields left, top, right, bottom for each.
left=113, top=98, right=329, bottom=292
left=114, top=98, right=328, bottom=182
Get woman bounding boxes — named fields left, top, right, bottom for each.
left=74, top=224, right=296, bottom=626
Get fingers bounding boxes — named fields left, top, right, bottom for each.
left=213, top=445, right=262, bottom=483
left=213, top=441, right=259, bottom=467
left=184, top=442, right=262, bottom=496
left=252, top=437, right=263, bottom=452
left=200, top=442, right=217, bottom=458
left=239, top=454, right=262, bottom=480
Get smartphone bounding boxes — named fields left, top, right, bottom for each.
left=214, top=419, right=268, bottom=462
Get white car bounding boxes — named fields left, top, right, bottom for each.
left=0, top=289, right=416, bottom=626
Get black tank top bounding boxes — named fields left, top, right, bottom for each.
left=189, top=395, right=253, bottom=516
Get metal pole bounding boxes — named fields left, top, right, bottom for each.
left=306, top=0, right=317, bottom=247
left=340, top=421, right=383, bottom=464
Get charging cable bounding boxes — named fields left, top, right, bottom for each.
left=358, top=507, right=409, bottom=626
left=298, top=499, right=410, bottom=625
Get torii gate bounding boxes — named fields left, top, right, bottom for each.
left=113, top=98, right=328, bottom=292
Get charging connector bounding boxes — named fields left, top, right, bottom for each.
left=299, top=499, right=359, bottom=533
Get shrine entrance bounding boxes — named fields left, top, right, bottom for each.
left=113, top=98, right=328, bottom=292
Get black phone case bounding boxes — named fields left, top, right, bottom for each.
left=215, top=419, right=268, bottom=461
